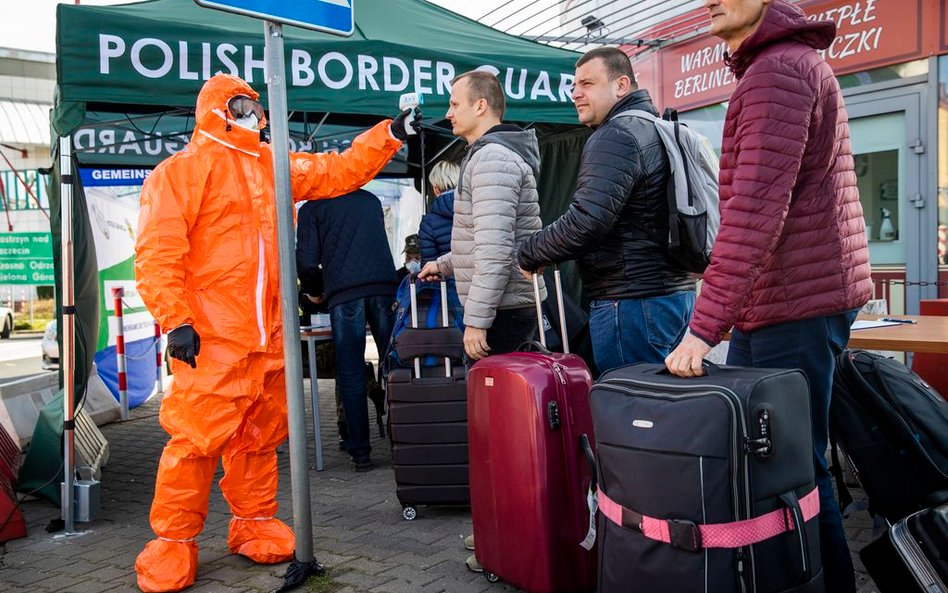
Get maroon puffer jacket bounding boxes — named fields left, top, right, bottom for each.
left=690, top=0, right=871, bottom=346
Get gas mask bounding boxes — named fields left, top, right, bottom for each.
left=234, top=113, right=259, bottom=131
left=227, top=94, right=265, bottom=131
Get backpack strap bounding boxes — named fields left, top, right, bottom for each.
left=597, top=486, right=820, bottom=552
left=614, top=109, right=680, bottom=248
left=828, top=437, right=854, bottom=513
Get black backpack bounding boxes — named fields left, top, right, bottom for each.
left=830, top=349, right=948, bottom=522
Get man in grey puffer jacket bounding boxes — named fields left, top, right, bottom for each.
left=419, top=70, right=546, bottom=362
left=418, top=67, right=547, bottom=575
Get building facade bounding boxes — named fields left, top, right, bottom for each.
left=0, top=47, right=55, bottom=304
left=625, top=0, right=948, bottom=314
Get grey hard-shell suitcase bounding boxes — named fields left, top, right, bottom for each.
left=860, top=504, right=948, bottom=593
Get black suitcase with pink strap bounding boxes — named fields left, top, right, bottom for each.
left=588, top=363, right=824, bottom=593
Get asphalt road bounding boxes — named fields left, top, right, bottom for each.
left=0, top=333, right=51, bottom=383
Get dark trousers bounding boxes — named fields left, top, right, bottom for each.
left=728, top=309, right=859, bottom=593
left=486, top=307, right=538, bottom=356
left=463, top=307, right=538, bottom=371
left=330, top=294, right=394, bottom=462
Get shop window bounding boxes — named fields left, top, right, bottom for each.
left=848, top=112, right=906, bottom=265
left=678, top=102, right=727, bottom=156
left=854, top=150, right=899, bottom=242
left=839, top=59, right=928, bottom=90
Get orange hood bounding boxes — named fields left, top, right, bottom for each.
left=192, top=74, right=268, bottom=150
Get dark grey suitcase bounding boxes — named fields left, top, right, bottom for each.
left=387, top=277, right=469, bottom=520
left=860, top=504, right=948, bottom=593
left=590, top=363, right=823, bottom=593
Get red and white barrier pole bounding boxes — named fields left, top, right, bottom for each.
left=112, top=287, right=128, bottom=420
left=154, top=320, right=163, bottom=396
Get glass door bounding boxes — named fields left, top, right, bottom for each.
left=846, top=89, right=930, bottom=313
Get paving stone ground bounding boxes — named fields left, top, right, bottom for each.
left=0, top=373, right=881, bottom=593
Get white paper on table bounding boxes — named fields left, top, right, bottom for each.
left=851, top=320, right=902, bottom=330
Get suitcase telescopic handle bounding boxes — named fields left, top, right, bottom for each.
left=408, top=272, right=452, bottom=379
left=580, top=434, right=598, bottom=491
left=532, top=266, right=570, bottom=354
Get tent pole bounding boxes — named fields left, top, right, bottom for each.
left=264, top=21, right=322, bottom=589
left=59, top=135, right=77, bottom=534
left=420, top=126, right=428, bottom=214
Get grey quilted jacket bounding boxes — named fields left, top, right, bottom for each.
left=437, top=125, right=547, bottom=329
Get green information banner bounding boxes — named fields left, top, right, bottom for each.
left=0, top=232, right=55, bottom=285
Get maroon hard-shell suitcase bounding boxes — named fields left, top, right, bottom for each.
left=467, top=270, right=597, bottom=592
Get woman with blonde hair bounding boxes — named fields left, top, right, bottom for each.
left=419, top=160, right=460, bottom=264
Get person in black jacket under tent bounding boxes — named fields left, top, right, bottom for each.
left=297, top=188, right=398, bottom=472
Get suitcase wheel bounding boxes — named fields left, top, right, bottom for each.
left=484, top=571, right=500, bottom=583
left=402, top=506, right=417, bottom=521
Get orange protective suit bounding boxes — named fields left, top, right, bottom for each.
left=133, top=74, right=401, bottom=593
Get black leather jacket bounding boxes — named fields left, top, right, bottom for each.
left=518, top=90, right=695, bottom=300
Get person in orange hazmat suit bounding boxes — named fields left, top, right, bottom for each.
left=133, top=73, right=414, bottom=593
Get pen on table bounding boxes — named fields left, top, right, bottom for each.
left=880, top=317, right=917, bottom=324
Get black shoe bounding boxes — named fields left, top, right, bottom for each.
left=350, top=457, right=374, bottom=472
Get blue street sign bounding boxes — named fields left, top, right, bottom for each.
left=194, top=0, right=354, bottom=36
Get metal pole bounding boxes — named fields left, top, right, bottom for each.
left=419, top=127, right=428, bottom=215
left=554, top=267, right=569, bottom=354
left=112, top=287, right=128, bottom=420
left=60, top=135, right=76, bottom=534
left=440, top=282, right=451, bottom=377
left=265, top=20, right=314, bottom=565
left=533, top=273, right=546, bottom=348
left=409, top=278, right=421, bottom=378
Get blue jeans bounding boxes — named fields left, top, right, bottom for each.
left=728, top=309, right=859, bottom=593
left=589, top=291, right=695, bottom=374
left=330, top=294, right=395, bottom=462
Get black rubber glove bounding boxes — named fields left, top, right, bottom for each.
left=167, top=325, right=201, bottom=369
left=389, top=107, right=422, bottom=141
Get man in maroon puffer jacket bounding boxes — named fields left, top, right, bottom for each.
left=666, top=1, right=871, bottom=591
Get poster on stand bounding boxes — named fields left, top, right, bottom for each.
left=80, top=167, right=157, bottom=408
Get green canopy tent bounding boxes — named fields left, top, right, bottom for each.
left=52, top=0, right=585, bottom=131
left=24, top=0, right=594, bottom=511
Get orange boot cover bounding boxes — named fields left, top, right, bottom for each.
left=137, top=438, right=217, bottom=592
left=227, top=515, right=295, bottom=563
left=135, top=539, right=199, bottom=593
left=222, top=358, right=293, bottom=563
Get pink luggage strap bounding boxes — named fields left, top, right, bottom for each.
left=596, top=486, right=819, bottom=552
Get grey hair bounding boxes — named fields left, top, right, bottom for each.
left=428, top=160, right=460, bottom=194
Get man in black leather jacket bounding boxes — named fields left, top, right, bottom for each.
left=518, top=47, right=695, bottom=374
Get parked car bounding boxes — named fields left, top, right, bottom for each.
left=0, top=305, right=12, bottom=339
left=42, top=319, right=59, bottom=370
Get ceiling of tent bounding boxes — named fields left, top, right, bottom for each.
left=54, top=0, right=585, bottom=135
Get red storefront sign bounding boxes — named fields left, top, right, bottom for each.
left=629, top=0, right=935, bottom=112
left=942, top=0, right=948, bottom=51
